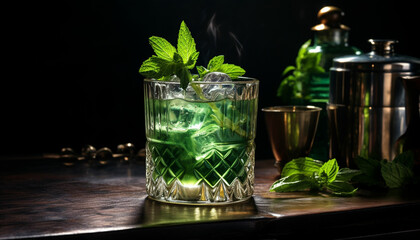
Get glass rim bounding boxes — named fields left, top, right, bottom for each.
left=144, top=76, right=259, bottom=84
left=261, top=105, right=322, bottom=113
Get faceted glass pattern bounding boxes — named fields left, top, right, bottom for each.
left=144, top=79, right=258, bottom=204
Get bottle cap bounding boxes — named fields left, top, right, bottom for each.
left=311, top=6, right=350, bottom=31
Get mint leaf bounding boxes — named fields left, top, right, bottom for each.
left=270, top=157, right=359, bottom=196
left=277, top=75, right=296, bottom=101
left=197, top=56, right=245, bottom=80
left=354, top=152, right=415, bottom=189
left=207, top=55, right=224, bottom=71
left=282, top=65, right=296, bottom=76
left=318, top=159, right=339, bottom=183
left=186, top=51, right=199, bottom=69
left=173, top=52, right=183, bottom=63
left=206, top=55, right=245, bottom=79
left=149, top=36, right=177, bottom=61
left=218, top=64, right=246, bottom=79
left=353, top=156, right=384, bottom=186
left=312, top=65, right=325, bottom=74
left=327, top=181, right=358, bottom=196
left=139, top=56, right=161, bottom=79
left=335, top=168, right=361, bottom=182
left=154, top=57, right=177, bottom=77
left=381, top=161, right=413, bottom=188
left=196, top=66, right=209, bottom=78
left=393, top=150, right=414, bottom=169
left=139, top=55, right=184, bottom=81
left=269, top=174, right=315, bottom=192
left=175, top=66, right=192, bottom=90
left=301, top=52, right=323, bottom=73
left=296, top=39, right=311, bottom=69
left=177, top=21, right=197, bottom=66
left=281, top=157, right=323, bottom=177
left=153, top=57, right=179, bottom=76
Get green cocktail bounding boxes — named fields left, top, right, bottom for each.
left=139, top=20, right=258, bottom=204
left=144, top=79, right=258, bottom=204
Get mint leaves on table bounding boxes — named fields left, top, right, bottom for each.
left=354, top=151, right=415, bottom=189
left=277, top=39, right=324, bottom=103
left=269, top=157, right=361, bottom=196
left=139, top=21, right=245, bottom=90
left=269, top=151, right=416, bottom=196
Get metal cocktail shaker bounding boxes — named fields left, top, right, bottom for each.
left=328, top=39, right=420, bottom=167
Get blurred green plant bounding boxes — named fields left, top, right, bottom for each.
left=277, top=39, right=325, bottom=104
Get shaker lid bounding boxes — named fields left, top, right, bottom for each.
left=332, top=39, right=420, bottom=72
left=311, top=6, right=350, bottom=31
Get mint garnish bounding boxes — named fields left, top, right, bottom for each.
left=139, top=21, right=196, bottom=89
left=270, top=157, right=360, bottom=196
left=139, top=21, right=245, bottom=90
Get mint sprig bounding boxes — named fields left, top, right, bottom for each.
left=139, top=21, right=197, bottom=89
left=139, top=21, right=245, bottom=90
left=270, top=157, right=360, bottom=196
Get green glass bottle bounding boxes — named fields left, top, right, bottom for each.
left=307, top=6, right=362, bottom=160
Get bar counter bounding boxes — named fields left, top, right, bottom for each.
left=1, top=157, right=419, bottom=239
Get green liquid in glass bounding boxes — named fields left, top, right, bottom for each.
left=145, top=97, right=256, bottom=202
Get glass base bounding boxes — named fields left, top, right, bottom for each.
left=146, top=176, right=254, bottom=205
left=147, top=195, right=253, bottom=206
left=146, top=146, right=255, bottom=205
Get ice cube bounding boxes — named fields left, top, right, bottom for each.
left=166, top=75, right=199, bottom=100
left=183, top=84, right=200, bottom=101
left=168, top=99, right=208, bottom=131
left=190, top=123, right=223, bottom=157
left=202, top=72, right=231, bottom=82
left=201, top=72, right=234, bottom=100
left=166, top=75, right=183, bottom=99
left=168, top=75, right=180, bottom=82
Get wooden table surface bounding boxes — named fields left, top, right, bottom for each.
left=1, top=157, right=419, bottom=239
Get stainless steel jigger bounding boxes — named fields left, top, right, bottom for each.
left=262, top=106, right=321, bottom=174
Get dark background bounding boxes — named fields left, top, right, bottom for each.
left=2, top=0, right=419, bottom=159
